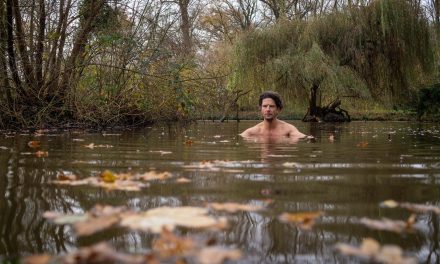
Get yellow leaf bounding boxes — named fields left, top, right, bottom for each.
left=278, top=211, right=324, bottom=230
left=100, top=170, right=117, bottom=183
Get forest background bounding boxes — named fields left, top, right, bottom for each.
left=0, top=0, right=439, bottom=129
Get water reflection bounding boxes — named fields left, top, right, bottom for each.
left=0, top=121, right=439, bottom=262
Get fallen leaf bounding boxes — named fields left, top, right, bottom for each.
left=100, top=170, right=117, bottom=183
left=83, top=143, right=113, bottom=149
left=208, top=202, right=263, bottom=213
left=356, top=141, right=369, bottom=148
left=336, top=238, right=416, bottom=264
left=380, top=200, right=440, bottom=214
left=27, top=141, right=41, bottom=148
left=152, top=228, right=195, bottom=258
left=400, top=202, right=440, bottom=214
left=380, top=200, right=399, bottom=208
left=138, top=171, right=172, bottom=181
left=62, top=243, right=147, bottom=264
left=197, top=246, right=242, bottom=264
left=74, top=214, right=120, bottom=236
left=35, top=151, right=49, bottom=157
left=150, top=150, right=172, bottom=155
left=120, top=206, right=227, bottom=233
left=359, top=216, right=415, bottom=233
left=176, top=177, right=191, bottom=183
left=43, top=211, right=88, bottom=225
left=56, top=172, right=77, bottom=181
left=278, top=211, right=324, bottom=230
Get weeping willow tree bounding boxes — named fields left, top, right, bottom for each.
left=233, top=20, right=369, bottom=115
left=232, top=0, right=435, bottom=114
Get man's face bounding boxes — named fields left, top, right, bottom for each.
left=260, top=98, right=279, bottom=121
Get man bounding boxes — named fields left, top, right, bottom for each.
left=240, top=91, right=308, bottom=139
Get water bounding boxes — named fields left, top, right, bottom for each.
left=0, top=121, right=439, bottom=263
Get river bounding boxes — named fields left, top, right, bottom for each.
left=0, top=121, right=439, bottom=263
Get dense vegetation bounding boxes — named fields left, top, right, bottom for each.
left=0, top=0, right=439, bottom=128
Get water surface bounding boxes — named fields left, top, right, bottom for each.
left=0, top=121, right=439, bottom=263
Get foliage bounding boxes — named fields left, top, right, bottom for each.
left=416, top=83, right=440, bottom=120
left=231, top=0, right=435, bottom=112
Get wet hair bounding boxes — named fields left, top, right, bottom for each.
left=259, top=91, right=283, bottom=109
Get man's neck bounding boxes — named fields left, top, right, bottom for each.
left=263, top=118, right=279, bottom=129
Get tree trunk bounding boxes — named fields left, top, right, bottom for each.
left=309, top=83, right=319, bottom=116
left=178, top=0, right=192, bottom=54
left=0, top=0, right=12, bottom=105
left=60, top=0, right=106, bottom=109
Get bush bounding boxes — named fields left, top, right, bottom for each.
left=417, top=83, right=440, bottom=120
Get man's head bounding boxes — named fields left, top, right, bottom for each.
left=259, top=91, right=283, bottom=110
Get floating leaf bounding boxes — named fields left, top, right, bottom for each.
left=50, top=171, right=150, bottom=191
left=138, top=171, right=172, bottom=181
left=43, top=211, right=88, bottom=225
left=74, top=214, right=120, bottom=236
left=120, top=206, right=227, bottom=233
left=150, top=150, right=172, bottom=155
left=35, top=151, right=48, bottom=157
left=278, top=211, right=324, bottom=230
left=176, top=177, right=191, bottom=183
left=282, top=162, right=300, bottom=168
left=380, top=200, right=440, bottom=214
left=62, top=243, right=147, bottom=264
left=359, top=215, right=416, bottom=234
left=208, top=202, right=263, bottom=213
left=83, top=143, right=113, bottom=149
left=27, top=141, right=41, bottom=148
left=356, top=141, right=369, bottom=148
left=336, top=238, right=416, bottom=264
left=197, top=246, right=242, bottom=264
left=152, top=228, right=195, bottom=258
left=44, top=205, right=129, bottom=236
left=100, top=170, right=117, bottom=183
left=380, top=200, right=399, bottom=208
left=56, top=172, right=77, bottom=181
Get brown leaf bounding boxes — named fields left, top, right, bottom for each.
left=74, top=214, right=120, bottom=236
left=27, top=141, right=41, bottom=148
left=336, top=238, right=416, bottom=264
left=176, top=177, right=191, bottom=183
left=120, top=206, right=227, bottom=233
left=208, top=202, right=263, bottom=213
left=138, top=171, right=172, bottom=181
left=356, top=141, right=369, bottom=148
left=35, top=151, right=48, bottom=157
left=197, top=246, right=242, bottom=264
left=57, top=172, right=77, bottom=181
left=359, top=217, right=414, bottom=233
left=152, top=228, right=195, bottom=258
left=62, top=243, right=146, bottom=264
left=278, top=211, right=324, bottom=230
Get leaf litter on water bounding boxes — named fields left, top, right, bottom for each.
left=207, top=202, right=264, bottom=213
left=24, top=228, right=242, bottom=264
left=380, top=199, right=440, bottom=214
left=359, top=214, right=417, bottom=234
left=50, top=169, right=175, bottom=191
left=335, top=237, right=416, bottom=264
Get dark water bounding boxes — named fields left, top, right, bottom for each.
left=0, top=121, right=439, bottom=263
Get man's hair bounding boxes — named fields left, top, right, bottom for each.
left=259, top=91, right=283, bottom=109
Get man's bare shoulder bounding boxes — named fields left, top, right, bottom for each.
left=279, top=120, right=307, bottom=138
left=240, top=123, right=263, bottom=137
